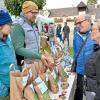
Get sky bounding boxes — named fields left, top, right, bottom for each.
left=44, top=0, right=100, bottom=9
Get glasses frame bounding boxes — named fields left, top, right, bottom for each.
left=91, top=28, right=100, bottom=32
left=75, top=19, right=87, bottom=25
left=30, top=11, right=38, bottom=16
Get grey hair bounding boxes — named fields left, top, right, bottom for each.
left=85, top=14, right=91, bottom=22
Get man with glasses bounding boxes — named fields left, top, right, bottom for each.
left=73, top=14, right=94, bottom=100
left=11, top=1, right=49, bottom=67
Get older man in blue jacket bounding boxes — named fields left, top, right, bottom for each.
left=73, top=14, right=94, bottom=100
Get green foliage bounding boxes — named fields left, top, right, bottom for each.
left=68, top=47, right=73, bottom=57
left=4, top=0, right=46, bottom=16
left=87, top=0, right=97, bottom=5
left=34, top=0, right=46, bottom=9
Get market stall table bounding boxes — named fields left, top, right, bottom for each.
left=49, top=72, right=77, bottom=100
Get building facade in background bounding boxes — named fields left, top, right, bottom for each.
left=40, top=1, right=100, bottom=29
left=0, top=0, right=5, bottom=8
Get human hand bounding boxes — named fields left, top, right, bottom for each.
left=0, top=25, right=11, bottom=40
left=41, top=55, right=50, bottom=68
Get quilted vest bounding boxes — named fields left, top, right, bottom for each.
left=15, top=16, right=39, bottom=63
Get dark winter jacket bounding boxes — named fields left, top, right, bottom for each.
left=85, top=47, right=100, bottom=100
left=63, top=25, right=70, bottom=37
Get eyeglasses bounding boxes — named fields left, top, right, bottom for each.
left=75, top=19, right=87, bottom=25
left=91, top=28, right=100, bottom=32
left=30, top=11, right=38, bottom=16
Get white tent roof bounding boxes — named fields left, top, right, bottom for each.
left=36, top=15, right=54, bottom=32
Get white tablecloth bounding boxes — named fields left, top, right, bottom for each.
left=49, top=72, right=77, bottom=100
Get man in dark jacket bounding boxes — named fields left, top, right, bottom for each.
left=56, top=24, right=62, bottom=41
left=63, top=22, right=70, bottom=46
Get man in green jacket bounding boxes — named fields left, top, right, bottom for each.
left=11, top=1, right=49, bottom=66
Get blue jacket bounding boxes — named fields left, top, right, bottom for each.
left=73, top=31, right=94, bottom=75
left=0, top=36, right=17, bottom=96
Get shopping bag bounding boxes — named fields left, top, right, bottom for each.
left=48, top=70, right=59, bottom=93
left=37, top=61, right=46, bottom=74
left=10, top=69, right=38, bottom=100
left=34, top=81, right=50, bottom=100
left=40, top=36, right=49, bottom=49
left=10, top=71, right=23, bottom=100
left=24, top=84, right=38, bottom=100
left=57, top=64, right=67, bottom=82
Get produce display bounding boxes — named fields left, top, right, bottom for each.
left=10, top=42, right=73, bottom=100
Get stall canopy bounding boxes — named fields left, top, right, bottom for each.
left=36, top=15, right=54, bottom=33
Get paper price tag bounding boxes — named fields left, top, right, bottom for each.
left=51, top=70, right=56, bottom=79
left=22, top=75, right=29, bottom=87
left=51, top=46, right=56, bottom=55
left=29, top=68, right=33, bottom=78
left=46, top=73, right=48, bottom=81
left=47, top=69, right=50, bottom=73
left=58, top=46, right=62, bottom=51
left=29, top=84, right=34, bottom=92
left=54, top=47, right=57, bottom=53
left=35, top=76, right=42, bottom=84
left=61, top=61, right=66, bottom=67
left=56, top=67, right=58, bottom=73
left=38, top=81, right=48, bottom=94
